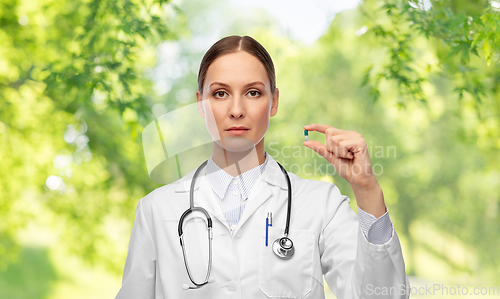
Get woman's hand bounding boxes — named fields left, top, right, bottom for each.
left=303, top=124, right=386, bottom=217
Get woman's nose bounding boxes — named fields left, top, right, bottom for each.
left=229, top=96, right=245, bottom=118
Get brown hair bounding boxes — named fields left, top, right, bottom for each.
left=197, top=35, right=276, bottom=96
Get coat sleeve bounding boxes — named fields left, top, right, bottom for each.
left=115, top=198, right=157, bottom=299
left=319, top=183, right=410, bottom=299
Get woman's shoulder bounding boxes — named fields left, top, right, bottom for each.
left=138, top=180, right=178, bottom=206
left=139, top=168, right=195, bottom=209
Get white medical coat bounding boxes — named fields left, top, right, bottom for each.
left=116, top=155, right=410, bottom=298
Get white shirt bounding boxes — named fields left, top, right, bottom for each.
left=206, top=150, right=393, bottom=244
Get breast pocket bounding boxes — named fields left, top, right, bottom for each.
left=259, top=226, right=315, bottom=298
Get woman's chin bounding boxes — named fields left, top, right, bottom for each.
left=215, top=136, right=255, bottom=152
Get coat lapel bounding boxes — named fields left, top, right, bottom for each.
left=196, top=174, right=229, bottom=229
left=236, top=174, right=272, bottom=229
left=237, top=155, right=288, bottom=230
left=174, top=164, right=229, bottom=229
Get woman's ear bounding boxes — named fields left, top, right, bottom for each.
left=196, top=90, right=205, bottom=118
left=270, top=87, right=279, bottom=117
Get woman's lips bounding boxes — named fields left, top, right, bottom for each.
left=226, top=129, right=249, bottom=136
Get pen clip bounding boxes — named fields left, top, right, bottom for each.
left=266, top=213, right=269, bottom=247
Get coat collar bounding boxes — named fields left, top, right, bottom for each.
left=204, top=151, right=270, bottom=201
left=174, top=153, right=287, bottom=193
left=174, top=154, right=289, bottom=231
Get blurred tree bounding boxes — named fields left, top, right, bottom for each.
left=361, top=0, right=500, bottom=110
left=356, top=0, right=500, bottom=279
left=0, top=0, right=183, bottom=272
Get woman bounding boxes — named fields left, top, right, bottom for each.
left=116, top=35, right=409, bottom=299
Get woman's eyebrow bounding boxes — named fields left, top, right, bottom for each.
left=209, top=82, right=230, bottom=88
left=244, top=81, right=265, bottom=88
left=209, top=81, right=265, bottom=89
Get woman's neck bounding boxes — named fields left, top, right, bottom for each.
left=211, top=139, right=266, bottom=177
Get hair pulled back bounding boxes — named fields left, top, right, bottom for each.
left=197, top=35, right=276, bottom=96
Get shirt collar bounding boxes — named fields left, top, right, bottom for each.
left=206, top=151, right=269, bottom=200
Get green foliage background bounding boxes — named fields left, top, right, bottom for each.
left=1, top=0, right=499, bottom=297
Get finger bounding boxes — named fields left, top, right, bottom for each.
left=303, top=140, right=335, bottom=161
left=326, top=135, right=351, bottom=158
left=303, top=124, right=343, bottom=135
left=304, top=140, right=346, bottom=177
left=329, top=139, right=355, bottom=160
left=337, top=139, right=367, bottom=159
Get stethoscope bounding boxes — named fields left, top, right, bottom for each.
left=178, top=159, right=294, bottom=290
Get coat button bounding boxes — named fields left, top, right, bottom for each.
left=227, top=281, right=237, bottom=291
left=230, top=224, right=237, bottom=231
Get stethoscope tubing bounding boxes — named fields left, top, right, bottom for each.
left=177, top=158, right=293, bottom=289
left=275, top=162, right=292, bottom=237
left=178, top=160, right=213, bottom=289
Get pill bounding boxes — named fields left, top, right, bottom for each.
left=304, top=129, right=309, bottom=141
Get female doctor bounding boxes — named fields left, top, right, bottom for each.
left=115, top=35, right=410, bottom=299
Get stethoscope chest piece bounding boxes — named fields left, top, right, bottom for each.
left=272, top=236, right=295, bottom=260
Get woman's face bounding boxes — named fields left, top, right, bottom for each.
left=196, top=51, right=279, bottom=152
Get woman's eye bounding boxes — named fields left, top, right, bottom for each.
left=248, top=90, right=261, bottom=97
left=214, top=91, right=227, bottom=98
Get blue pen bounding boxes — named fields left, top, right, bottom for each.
left=266, top=213, right=269, bottom=246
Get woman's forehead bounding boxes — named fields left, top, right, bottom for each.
left=204, top=52, right=269, bottom=87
